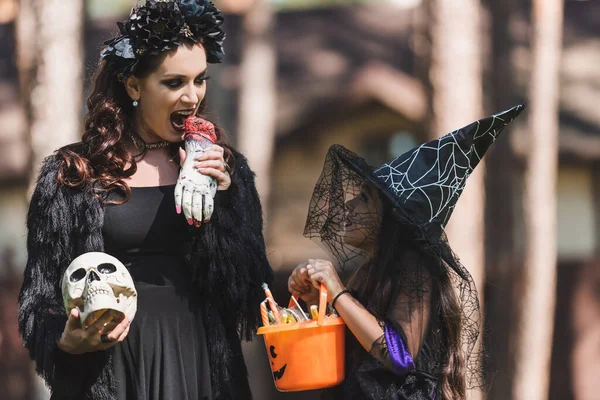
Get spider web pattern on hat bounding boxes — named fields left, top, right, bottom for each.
left=374, top=105, right=524, bottom=237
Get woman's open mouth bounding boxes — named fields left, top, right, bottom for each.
left=170, top=110, right=194, bottom=132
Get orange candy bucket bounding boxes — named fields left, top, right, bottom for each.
left=257, top=285, right=346, bottom=392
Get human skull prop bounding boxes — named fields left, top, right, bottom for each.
left=62, top=252, right=137, bottom=329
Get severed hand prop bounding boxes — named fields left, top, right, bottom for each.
left=175, top=117, right=218, bottom=225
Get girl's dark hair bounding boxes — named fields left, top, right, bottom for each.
left=56, top=44, right=231, bottom=204
left=349, top=198, right=466, bottom=400
left=435, top=264, right=466, bottom=400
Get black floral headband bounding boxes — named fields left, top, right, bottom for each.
left=101, top=0, right=225, bottom=81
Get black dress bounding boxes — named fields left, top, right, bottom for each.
left=321, top=289, right=440, bottom=400
left=102, top=185, right=212, bottom=400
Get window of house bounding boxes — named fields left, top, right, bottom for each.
left=360, top=130, right=418, bottom=167
left=557, top=165, right=596, bottom=259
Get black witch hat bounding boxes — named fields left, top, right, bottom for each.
left=334, top=104, right=523, bottom=239
left=304, top=104, right=525, bottom=277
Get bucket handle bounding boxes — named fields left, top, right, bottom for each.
left=289, top=284, right=328, bottom=325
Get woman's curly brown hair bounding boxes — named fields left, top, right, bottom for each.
left=56, top=45, right=231, bottom=204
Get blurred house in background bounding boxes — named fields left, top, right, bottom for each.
left=0, top=1, right=599, bottom=399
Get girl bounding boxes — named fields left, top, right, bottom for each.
left=290, top=106, right=524, bottom=399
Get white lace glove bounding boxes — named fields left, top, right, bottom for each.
left=174, top=135, right=217, bottom=225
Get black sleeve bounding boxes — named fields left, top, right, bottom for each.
left=18, top=155, right=113, bottom=399
left=185, top=149, right=274, bottom=341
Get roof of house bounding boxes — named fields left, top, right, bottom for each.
left=223, top=5, right=422, bottom=137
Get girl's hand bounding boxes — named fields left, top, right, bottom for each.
left=56, top=308, right=130, bottom=355
left=305, top=259, right=346, bottom=302
left=288, top=262, right=320, bottom=307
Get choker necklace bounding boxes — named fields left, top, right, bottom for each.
left=129, top=133, right=171, bottom=150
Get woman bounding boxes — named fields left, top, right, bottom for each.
left=289, top=106, right=524, bottom=399
left=18, top=1, right=272, bottom=399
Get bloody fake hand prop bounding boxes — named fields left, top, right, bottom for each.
left=175, top=117, right=218, bottom=225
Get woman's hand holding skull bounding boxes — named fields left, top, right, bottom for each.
left=57, top=308, right=130, bottom=354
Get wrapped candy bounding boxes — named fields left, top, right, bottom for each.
left=259, top=283, right=329, bottom=326
left=310, top=305, right=319, bottom=320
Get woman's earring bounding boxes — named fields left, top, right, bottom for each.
left=133, top=100, right=139, bottom=107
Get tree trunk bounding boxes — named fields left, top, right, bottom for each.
left=513, top=0, right=563, bottom=399
left=427, top=1, right=484, bottom=398
left=236, top=0, right=277, bottom=225
left=16, top=0, right=84, bottom=397
left=236, top=5, right=278, bottom=397
left=484, top=0, right=521, bottom=398
left=17, top=0, right=84, bottom=195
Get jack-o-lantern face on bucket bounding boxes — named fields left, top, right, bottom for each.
left=269, top=345, right=287, bottom=381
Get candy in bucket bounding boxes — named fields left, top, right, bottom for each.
left=260, top=283, right=336, bottom=326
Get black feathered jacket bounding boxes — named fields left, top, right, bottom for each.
left=18, top=147, right=273, bottom=399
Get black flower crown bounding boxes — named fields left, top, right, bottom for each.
left=101, top=0, right=225, bottom=81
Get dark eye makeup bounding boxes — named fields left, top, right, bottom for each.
left=161, top=73, right=210, bottom=89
